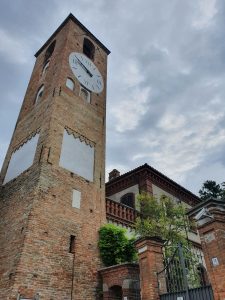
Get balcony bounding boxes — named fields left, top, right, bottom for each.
left=106, top=198, right=139, bottom=227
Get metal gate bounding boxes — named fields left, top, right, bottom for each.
left=157, top=243, right=214, bottom=300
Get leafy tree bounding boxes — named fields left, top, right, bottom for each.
left=221, top=182, right=225, bottom=199
left=134, top=193, right=200, bottom=289
left=199, top=180, right=225, bottom=201
left=98, top=223, right=137, bottom=267
left=134, top=193, right=189, bottom=248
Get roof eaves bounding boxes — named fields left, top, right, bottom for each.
left=106, top=163, right=200, bottom=203
left=35, top=13, right=110, bottom=58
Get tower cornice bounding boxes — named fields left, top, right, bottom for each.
left=35, top=13, right=110, bottom=58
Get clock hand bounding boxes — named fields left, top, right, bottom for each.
left=75, top=56, right=93, bottom=77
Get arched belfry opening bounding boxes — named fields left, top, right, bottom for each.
left=83, top=38, right=95, bottom=60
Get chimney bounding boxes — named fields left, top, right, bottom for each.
left=108, top=169, right=120, bottom=181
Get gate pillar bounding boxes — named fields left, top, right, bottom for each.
left=134, top=237, right=164, bottom=300
left=188, top=199, right=225, bottom=300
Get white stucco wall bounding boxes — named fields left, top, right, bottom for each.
left=59, top=130, right=94, bottom=181
left=152, top=184, right=180, bottom=203
left=152, top=184, right=201, bottom=244
left=4, top=133, right=39, bottom=184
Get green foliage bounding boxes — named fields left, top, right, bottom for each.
left=135, top=193, right=189, bottom=247
left=199, top=180, right=225, bottom=201
left=164, top=244, right=202, bottom=291
left=98, top=223, right=137, bottom=267
left=221, top=182, right=225, bottom=199
left=134, top=193, right=202, bottom=288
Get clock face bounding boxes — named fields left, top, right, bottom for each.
left=69, top=52, right=104, bottom=93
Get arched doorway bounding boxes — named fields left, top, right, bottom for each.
left=108, top=285, right=122, bottom=300
left=197, top=264, right=209, bottom=286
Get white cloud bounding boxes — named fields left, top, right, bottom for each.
left=132, top=102, right=225, bottom=184
left=193, top=0, right=217, bottom=29
left=185, top=162, right=225, bottom=193
left=112, top=86, right=151, bottom=132
left=1, top=0, right=225, bottom=195
left=157, top=113, right=187, bottom=131
left=121, top=59, right=144, bottom=87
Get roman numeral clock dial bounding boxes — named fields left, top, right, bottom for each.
left=69, top=52, right=104, bottom=93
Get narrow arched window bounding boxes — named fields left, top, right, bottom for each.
left=83, top=38, right=95, bottom=60
left=42, top=61, right=50, bottom=77
left=80, top=86, right=90, bottom=103
left=197, top=264, right=209, bottom=286
left=120, top=193, right=135, bottom=209
left=35, top=85, right=44, bottom=104
left=44, top=40, right=56, bottom=64
left=66, top=78, right=75, bottom=91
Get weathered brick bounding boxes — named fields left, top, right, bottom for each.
left=0, top=14, right=109, bottom=300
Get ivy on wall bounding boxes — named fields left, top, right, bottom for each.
left=98, top=224, right=137, bottom=267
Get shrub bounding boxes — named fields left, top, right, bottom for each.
left=98, top=223, right=137, bottom=267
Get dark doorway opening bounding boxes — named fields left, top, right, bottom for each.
left=108, top=285, right=122, bottom=300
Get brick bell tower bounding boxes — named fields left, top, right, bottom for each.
left=0, top=14, right=110, bottom=299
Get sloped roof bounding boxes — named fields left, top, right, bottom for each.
left=35, top=13, right=110, bottom=57
left=106, top=163, right=201, bottom=205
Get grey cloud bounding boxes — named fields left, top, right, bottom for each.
left=0, top=0, right=225, bottom=195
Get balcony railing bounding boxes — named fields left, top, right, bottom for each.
left=106, top=198, right=139, bottom=227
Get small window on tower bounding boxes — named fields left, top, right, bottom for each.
left=69, top=235, right=76, bottom=253
left=66, top=78, right=75, bottom=91
left=72, top=189, right=81, bottom=209
left=35, top=85, right=44, bottom=104
left=83, top=38, right=95, bottom=60
left=80, top=86, right=90, bottom=103
left=44, top=40, right=56, bottom=64
left=42, top=61, right=50, bottom=77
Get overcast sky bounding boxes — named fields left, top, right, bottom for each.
left=0, top=0, right=225, bottom=195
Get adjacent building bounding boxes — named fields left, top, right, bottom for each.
left=106, top=164, right=201, bottom=247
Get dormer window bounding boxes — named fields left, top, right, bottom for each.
left=83, top=38, right=95, bottom=60
left=44, top=40, right=56, bottom=64
left=35, top=85, right=44, bottom=104
left=66, top=78, right=75, bottom=91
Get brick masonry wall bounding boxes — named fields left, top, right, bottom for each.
left=99, top=263, right=140, bottom=300
left=198, top=210, right=225, bottom=300
left=0, top=176, right=39, bottom=299
left=135, top=237, right=164, bottom=300
left=0, top=17, right=108, bottom=300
